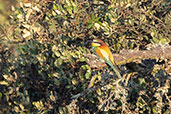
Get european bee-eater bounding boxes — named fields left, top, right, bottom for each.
left=91, top=39, right=121, bottom=78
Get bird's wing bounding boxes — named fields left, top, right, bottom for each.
left=92, top=47, right=105, bottom=62
left=99, top=48, right=110, bottom=61
left=105, top=47, right=121, bottom=72
left=100, top=47, right=121, bottom=78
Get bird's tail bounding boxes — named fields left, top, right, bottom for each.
left=111, top=64, right=121, bottom=78
left=107, top=61, right=121, bottom=78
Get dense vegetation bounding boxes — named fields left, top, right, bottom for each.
left=0, top=0, right=171, bottom=113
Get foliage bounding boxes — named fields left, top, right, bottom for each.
left=0, top=0, right=171, bottom=113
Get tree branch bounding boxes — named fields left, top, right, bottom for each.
left=86, top=44, right=171, bottom=69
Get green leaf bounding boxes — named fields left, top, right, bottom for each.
left=160, top=38, right=169, bottom=44
left=66, top=85, right=71, bottom=89
left=152, top=107, right=157, bottom=114
left=85, top=71, right=91, bottom=79
left=53, top=4, right=57, bottom=10
left=88, top=23, right=94, bottom=29
left=79, top=57, right=86, bottom=62
left=0, top=92, right=2, bottom=100
left=54, top=58, right=63, bottom=66
left=152, top=37, right=159, bottom=44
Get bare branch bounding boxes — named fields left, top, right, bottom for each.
left=86, top=44, right=171, bottom=69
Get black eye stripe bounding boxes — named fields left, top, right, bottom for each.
left=93, top=41, right=101, bottom=44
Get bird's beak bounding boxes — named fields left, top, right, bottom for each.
left=85, top=39, right=93, bottom=46
left=86, top=40, right=93, bottom=44
left=85, top=39, right=93, bottom=48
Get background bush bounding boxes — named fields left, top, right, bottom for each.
left=0, top=0, right=171, bottom=113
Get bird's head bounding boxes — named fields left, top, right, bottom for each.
left=91, top=39, right=104, bottom=47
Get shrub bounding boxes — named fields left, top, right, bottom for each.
left=0, top=0, right=171, bottom=113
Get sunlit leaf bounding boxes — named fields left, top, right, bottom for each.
left=0, top=81, right=8, bottom=86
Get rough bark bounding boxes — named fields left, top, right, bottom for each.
left=86, top=44, right=171, bottom=69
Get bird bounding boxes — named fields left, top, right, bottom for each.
left=91, top=39, right=121, bottom=78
